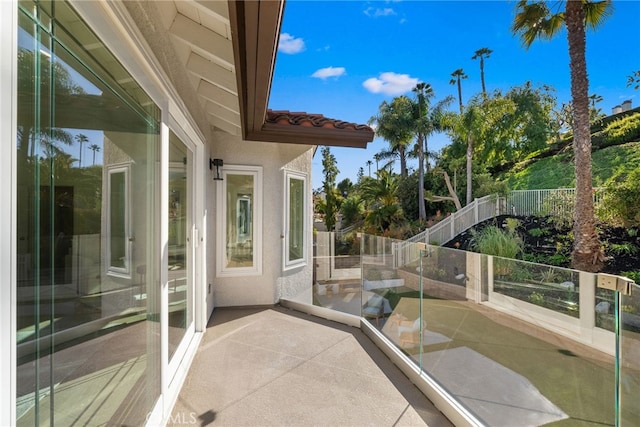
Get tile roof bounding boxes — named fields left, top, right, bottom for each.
left=266, top=110, right=374, bottom=133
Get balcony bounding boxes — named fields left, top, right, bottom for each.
left=173, top=232, right=640, bottom=426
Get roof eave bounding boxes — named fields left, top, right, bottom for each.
left=228, top=0, right=373, bottom=149
left=248, top=123, right=373, bottom=148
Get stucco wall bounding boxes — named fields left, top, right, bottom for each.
left=207, top=131, right=314, bottom=307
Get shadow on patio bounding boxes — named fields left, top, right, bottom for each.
left=169, top=306, right=452, bottom=426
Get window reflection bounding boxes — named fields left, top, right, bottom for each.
left=16, top=2, right=160, bottom=425
left=226, top=174, right=255, bottom=268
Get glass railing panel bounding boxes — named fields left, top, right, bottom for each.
left=491, top=257, right=580, bottom=318
left=619, top=281, right=640, bottom=425
left=361, top=234, right=425, bottom=366
left=410, top=248, right=615, bottom=426
left=312, top=231, right=363, bottom=315
left=596, top=287, right=616, bottom=332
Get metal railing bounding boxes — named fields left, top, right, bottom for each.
left=506, top=187, right=605, bottom=216
left=395, top=194, right=505, bottom=267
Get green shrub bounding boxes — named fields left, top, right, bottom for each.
left=598, top=168, right=640, bottom=227
left=470, top=225, right=524, bottom=267
left=622, top=271, right=640, bottom=283
left=608, top=243, right=639, bottom=256
left=504, top=218, right=521, bottom=235
left=541, top=192, right=574, bottom=229
left=528, top=227, right=547, bottom=238
left=529, top=292, right=545, bottom=305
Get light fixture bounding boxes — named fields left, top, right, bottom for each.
left=210, top=158, right=223, bottom=181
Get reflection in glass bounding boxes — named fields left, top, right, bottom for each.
left=108, top=167, right=129, bottom=273
left=16, top=2, right=160, bottom=425
left=288, top=177, right=304, bottom=263
left=225, top=174, right=254, bottom=268
left=168, top=131, right=192, bottom=362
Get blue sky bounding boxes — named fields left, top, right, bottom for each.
left=268, top=0, right=640, bottom=189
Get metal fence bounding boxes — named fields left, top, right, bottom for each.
left=394, top=194, right=505, bottom=267
left=506, top=188, right=605, bottom=217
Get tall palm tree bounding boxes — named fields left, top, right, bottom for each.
left=412, top=83, right=434, bottom=222
left=75, top=134, right=89, bottom=167
left=366, top=160, right=373, bottom=177
left=450, top=68, right=468, bottom=113
left=472, top=47, right=493, bottom=96
left=369, top=96, right=413, bottom=177
left=89, top=143, right=101, bottom=165
left=512, top=0, right=612, bottom=272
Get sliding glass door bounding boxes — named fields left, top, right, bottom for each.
left=167, top=130, right=195, bottom=376
left=16, top=2, right=161, bottom=425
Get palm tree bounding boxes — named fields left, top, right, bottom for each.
left=359, top=169, right=403, bottom=232
left=369, top=96, right=413, bottom=177
left=411, top=84, right=454, bottom=220
left=89, top=144, right=101, bottom=165
left=472, top=47, right=493, bottom=95
left=75, top=134, right=89, bottom=167
left=512, top=0, right=612, bottom=272
left=450, top=68, right=468, bottom=113
left=412, top=83, right=434, bottom=222
left=366, top=160, right=373, bottom=177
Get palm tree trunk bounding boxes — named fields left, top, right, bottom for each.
left=457, top=79, right=464, bottom=113
left=466, top=135, right=473, bottom=205
left=399, top=146, right=407, bottom=177
left=566, top=0, right=602, bottom=272
left=480, top=58, right=486, bottom=95
left=417, top=134, right=426, bottom=221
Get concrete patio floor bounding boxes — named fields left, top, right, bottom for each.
left=169, top=306, right=452, bottom=426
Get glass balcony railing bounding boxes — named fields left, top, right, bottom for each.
left=620, top=281, right=640, bottom=425
left=304, top=231, right=640, bottom=426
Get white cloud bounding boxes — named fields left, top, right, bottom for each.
left=311, top=67, right=346, bottom=80
left=364, top=7, right=396, bottom=17
left=363, top=72, right=419, bottom=96
left=278, top=33, right=305, bottom=54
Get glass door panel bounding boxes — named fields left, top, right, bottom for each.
left=167, top=131, right=193, bottom=365
left=16, top=3, right=161, bottom=425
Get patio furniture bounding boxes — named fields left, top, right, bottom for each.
left=398, top=318, right=427, bottom=348
left=362, top=294, right=385, bottom=326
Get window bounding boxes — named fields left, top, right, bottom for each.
left=107, top=164, right=131, bottom=277
left=284, top=170, right=307, bottom=270
left=217, top=165, right=262, bottom=276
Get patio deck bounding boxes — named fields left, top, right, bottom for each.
left=169, top=306, right=452, bottom=426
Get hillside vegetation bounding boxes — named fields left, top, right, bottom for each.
left=501, top=110, right=640, bottom=189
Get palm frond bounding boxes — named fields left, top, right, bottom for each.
left=583, top=0, right=613, bottom=30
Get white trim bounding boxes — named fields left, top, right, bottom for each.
left=283, top=170, right=308, bottom=271
left=159, top=119, right=170, bottom=403
left=106, top=163, right=132, bottom=278
left=0, top=1, right=17, bottom=425
left=216, top=165, right=263, bottom=277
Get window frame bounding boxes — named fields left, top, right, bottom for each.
left=216, top=165, right=263, bottom=277
left=106, top=163, right=132, bottom=278
left=283, top=170, right=308, bottom=271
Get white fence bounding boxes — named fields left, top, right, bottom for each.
left=506, top=188, right=604, bottom=217
left=394, top=195, right=506, bottom=267
left=392, top=188, right=606, bottom=269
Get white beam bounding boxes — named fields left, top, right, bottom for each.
left=208, top=114, right=241, bottom=136
left=197, top=79, right=239, bottom=113
left=186, top=52, right=237, bottom=94
left=204, top=100, right=240, bottom=126
left=170, top=13, right=234, bottom=70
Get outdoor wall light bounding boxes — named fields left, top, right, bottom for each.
left=210, top=158, right=223, bottom=181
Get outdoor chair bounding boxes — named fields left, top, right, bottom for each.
left=362, top=294, right=385, bottom=326
left=397, top=318, right=427, bottom=348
